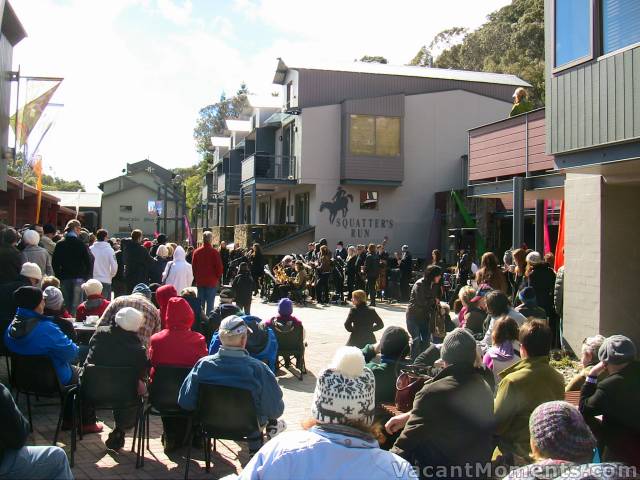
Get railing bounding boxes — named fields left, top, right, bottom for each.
left=241, top=154, right=297, bottom=183
left=468, top=108, right=554, bottom=182
left=216, top=172, right=241, bottom=194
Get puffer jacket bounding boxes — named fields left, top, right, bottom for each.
left=148, top=297, right=207, bottom=378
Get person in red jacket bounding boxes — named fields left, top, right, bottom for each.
left=148, top=296, right=207, bottom=452
left=155, top=284, right=177, bottom=329
left=191, top=231, right=223, bottom=315
left=76, top=279, right=110, bottom=322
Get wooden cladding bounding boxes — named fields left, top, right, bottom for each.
left=468, top=109, right=555, bottom=181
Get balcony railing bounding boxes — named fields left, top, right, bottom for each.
left=241, top=154, right=297, bottom=184
left=216, top=172, right=240, bottom=194
left=468, top=109, right=554, bottom=183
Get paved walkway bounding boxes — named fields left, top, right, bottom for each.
left=0, top=299, right=408, bottom=479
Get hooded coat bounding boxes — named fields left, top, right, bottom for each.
left=155, top=284, right=177, bottom=329
left=148, top=297, right=207, bottom=379
left=162, top=246, right=194, bottom=293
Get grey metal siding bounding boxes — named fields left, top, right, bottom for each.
left=297, top=69, right=517, bottom=109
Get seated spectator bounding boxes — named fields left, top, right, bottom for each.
left=20, top=262, right=43, bottom=287
left=462, top=284, right=491, bottom=336
left=162, top=246, right=193, bottom=293
left=362, top=326, right=410, bottom=405
left=0, top=383, right=73, bottom=480
left=180, top=287, right=206, bottom=336
left=148, top=297, right=207, bottom=452
left=263, top=298, right=303, bottom=329
left=97, top=283, right=161, bottom=351
left=580, top=335, right=640, bottom=467
left=515, top=286, right=547, bottom=321
left=456, top=285, right=475, bottom=326
left=76, top=279, right=110, bottom=322
left=566, top=335, right=607, bottom=392
left=208, top=315, right=279, bottom=373
left=386, top=328, right=494, bottom=475
left=20, top=229, right=53, bottom=276
left=179, top=316, right=284, bottom=453
left=206, top=287, right=242, bottom=335
left=83, top=307, right=148, bottom=451
left=41, top=276, right=61, bottom=290
left=155, top=284, right=177, bottom=328
left=503, top=401, right=606, bottom=480
left=42, top=286, right=77, bottom=342
left=344, top=289, right=384, bottom=348
left=483, top=316, right=520, bottom=386
left=237, top=346, right=413, bottom=480
left=5, top=286, right=101, bottom=433
left=494, top=320, right=564, bottom=463
left=482, top=290, right=527, bottom=347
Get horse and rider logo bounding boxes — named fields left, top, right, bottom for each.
left=319, top=187, right=353, bottom=223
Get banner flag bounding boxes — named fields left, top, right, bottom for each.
left=554, top=201, right=565, bottom=270
left=11, top=81, right=61, bottom=148
left=184, top=215, right=194, bottom=246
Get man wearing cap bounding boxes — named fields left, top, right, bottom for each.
left=97, top=283, right=161, bottom=351
left=580, top=335, right=640, bottom=467
left=179, top=315, right=284, bottom=451
left=386, top=328, right=495, bottom=473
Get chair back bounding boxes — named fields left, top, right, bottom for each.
left=10, top=354, right=63, bottom=396
left=149, top=365, right=192, bottom=412
left=273, top=322, right=303, bottom=353
left=197, top=384, right=261, bottom=440
left=81, top=364, right=140, bottom=409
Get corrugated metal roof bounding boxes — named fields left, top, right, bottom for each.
left=273, top=58, right=530, bottom=87
left=47, top=191, right=103, bottom=208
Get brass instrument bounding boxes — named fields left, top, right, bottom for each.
left=273, top=264, right=292, bottom=285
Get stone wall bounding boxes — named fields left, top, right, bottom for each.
left=233, top=224, right=300, bottom=250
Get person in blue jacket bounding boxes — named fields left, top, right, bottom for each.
left=4, top=286, right=102, bottom=433
left=208, top=315, right=278, bottom=373
left=179, top=315, right=284, bottom=452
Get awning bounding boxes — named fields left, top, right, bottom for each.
left=264, top=112, right=293, bottom=127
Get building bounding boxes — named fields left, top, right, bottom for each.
left=543, top=0, right=640, bottom=351
left=99, top=159, right=183, bottom=239
left=48, top=190, right=102, bottom=232
left=209, top=60, right=530, bottom=256
left=0, top=0, right=26, bottom=191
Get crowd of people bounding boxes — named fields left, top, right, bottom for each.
left=0, top=220, right=638, bottom=480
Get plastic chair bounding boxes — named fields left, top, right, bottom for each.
left=144, top=365, right=193, bottom=451
left=184, top=384, right=265, bottom=479
left=81, top=364, right=146, bottom=468
left=272, top=322, right=306, bottom=380
left=10, top=354, right=80, bottom=466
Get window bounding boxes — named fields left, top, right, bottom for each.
left=118, top=226, right=130, bottom=233
left=360, top=191, right=378, bottom=210
left=602, top=0, right=640, bottom=54
left=349, top=115, right=400, bottom=157
left=119, top=205, right=133, bottom=213
left=554, top=0, right=592, bottom=68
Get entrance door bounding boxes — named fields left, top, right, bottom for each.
left=275, top=198, right=287, bottom=224
left=295, top=192, right=309, bottom=226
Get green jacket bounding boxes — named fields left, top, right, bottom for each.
left=362, top=344, right=402, bottom=405
left=509, top=99, right=533, bottom=117
left=494, top=356, right=564, bottom=460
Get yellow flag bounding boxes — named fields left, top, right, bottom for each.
left=11, top=81, right=61, bottom=147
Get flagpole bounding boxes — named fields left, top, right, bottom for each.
left=12, top=65, right=20, bottom=163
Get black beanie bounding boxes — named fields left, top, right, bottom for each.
left=14, top=286, right=44, bottom=310
left=379, top=326, right=410, bottom=358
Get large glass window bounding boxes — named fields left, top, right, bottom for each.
left=360, top=191, right=379, bottom=210
left=554, top=0, right=591, bottom=68
left=602, top=0, right=640, bottom=54
left=349, top=115, right=400, bottom=157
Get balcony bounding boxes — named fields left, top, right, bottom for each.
left=240, top=154, right=297, bottom=185
left=468, top=109, right=554, bottom=182
left=217, top=172, right=240, bottom=194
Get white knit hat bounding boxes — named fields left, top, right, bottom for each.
left=20, top=262, right=42, bottom=281
left=43, top=286, right=64, bottom=311
left=526, top=251, right=543, bottom=265
left=115, top=307, right=144, bottom=332
left=311, top=347, right=376, bottom=426
left=81, top=279, right=103, bottom=296
left=22, top=229, right=40, bottom=246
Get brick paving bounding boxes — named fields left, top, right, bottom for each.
left=0, top=299, right=407, bottom=479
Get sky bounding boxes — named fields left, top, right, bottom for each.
left=10, top=0, right=511, bottom=191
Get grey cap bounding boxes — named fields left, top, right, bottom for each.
left=219, top=315, right=252, bottom=336
left=598, top=335, right=636, bottom=365
left=440, top=328, right=477, bottom=366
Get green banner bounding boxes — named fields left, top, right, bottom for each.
left=450, top=190, right=486, bottom=257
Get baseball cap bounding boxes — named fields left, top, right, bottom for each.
left=219, top=315, right=252, bottom=335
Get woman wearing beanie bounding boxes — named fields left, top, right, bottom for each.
left=42, top=286, right=77, bottom=342
left=21, top=229, right=53, bottom=276
left=514, top=286, right=547, bottom=321
left=580, top=334, right=640, bottom=467
left=503, top=401, right=614, bottom=480
left=263, top=298, right=303, bottom=329
left=76, top=279, right=110, bottom=322
left=386, top=328, right=495, bottom=476
left=237, top=346, right=414, bottom=480
left=83, top=307, right=148, bottom=451
left=344, top=290, right=384, bottom=348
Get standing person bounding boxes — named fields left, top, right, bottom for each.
left=249, top=243, right=266, bottom=297
left=149, top=233, right=166, bottom=258
left=191, top=231, right=223, bottom=315
left=112, top=244, right=127, bottom=298
left=475, top=252, right=508, bottom=294
left=38, top=224, right=57, bottom=257
left=510, top=248, right=528, bottom=305
left=0, top=228, right=23, bottom=284
left=334, top=241, right=347, bottom=261
left=121, top=229, right=154, bottom=294
left=219, top=241, right=230, bottom=285
left=509, top=87, right=533, bottom=117
left=345, top=245, right=358, bottom=300
left=20, top=229, right=52, bottom=276
left=162, top=246, right=194, bottom=293
left=52, top=220, right=93, bottom=314
left=525, top=252, right=558, bottom=346
left=90, top=229, right=117, bottom=300
left=399, top=245, right=412, bottom=302
left=553, top=261, right=564, bottom=343
left=231, top=262, right=254, bottom=314
left=344, top=290, right=384, bottom=348
left=406, top=265, right=442, bottom=360
left=150, top=245, right=170, bottom=285
left=354, top=244, right=367, bottom=291
left=580, top=335, right=640, bottom=467
left=363, top=244, right=380, bottom=306
left=315, top=245, right=333, bottom=305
